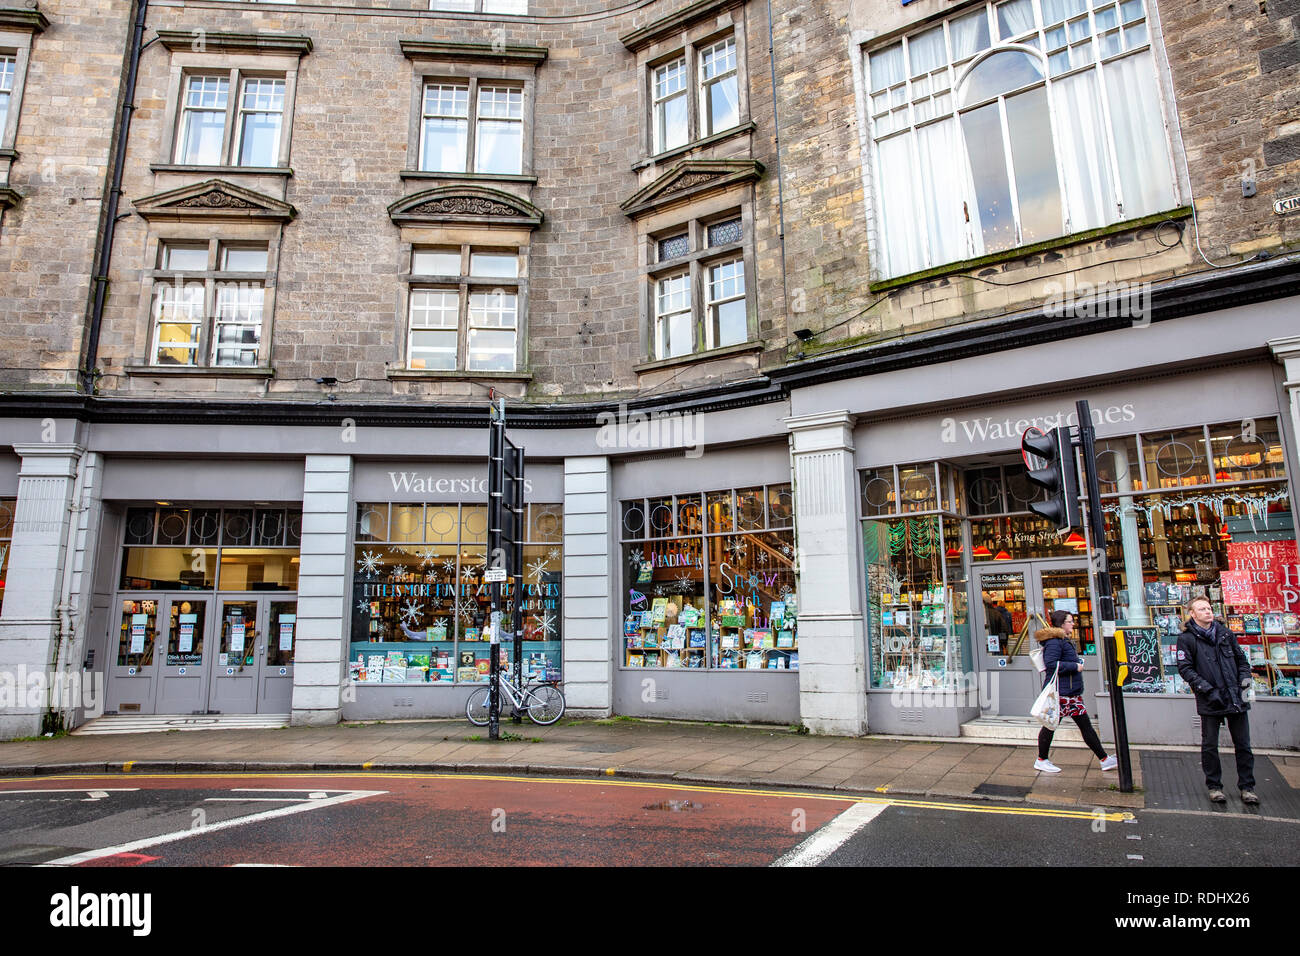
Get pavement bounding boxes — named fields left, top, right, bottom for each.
left=7, top=715, right=1274, bottom=811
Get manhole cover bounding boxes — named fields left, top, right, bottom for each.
left=643, top=800, right=704, bottom=812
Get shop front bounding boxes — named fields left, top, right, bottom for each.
left=856, top=362, right=1300, bottom=746
left=342, top=461, right=564, bottom=719
left=612, top=444, right=801, bottom=723
left=106, top=505, right=302, bottom=716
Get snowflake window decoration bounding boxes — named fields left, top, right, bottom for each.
left=390, top=565, right=408, bottom=581
left=671, top=573, right=694, bottom=592
left=547, top=548, right=560, bottom=560
left=356, top=550, right=382, bottom=578
left=356, top=599, right=372, bottom=616
left=442, top=558, right=458, bottom=576
left=627, top=547, right=645, bottom=570
left=535, top=611, right=557, bottom=639
left=527, top=556, right=550, bottom=582
left=400, top=600, right=424, bottom=627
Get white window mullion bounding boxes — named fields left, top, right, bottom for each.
left=996, top=96, right=1023, bottom=247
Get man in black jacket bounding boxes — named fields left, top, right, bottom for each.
left=1175, top=596, right=1258, bottom=805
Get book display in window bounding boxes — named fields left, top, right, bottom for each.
left=625, top=596, right=707, bottom=668
left=878, top=585, right=953, bottom=690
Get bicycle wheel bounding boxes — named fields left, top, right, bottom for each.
left=525, top=683, right=565, bottom=725
left=465, top=686, right=492, bottom=727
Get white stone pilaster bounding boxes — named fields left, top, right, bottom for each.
left=0, top=444, right=84, bottom=738
left=785, top=412, right=868, bottom=736
left=1271, top=335, right=1300, bottom=484
left=292, top=455, right=352, bottom=727
left=563, top=456, right=612, bottom=715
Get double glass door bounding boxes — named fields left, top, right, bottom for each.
left=974, top=562, right=1095, bottom=716
left=108, top=593, right=296, bottom=715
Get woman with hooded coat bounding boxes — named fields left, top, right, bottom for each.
left=1034, top=609, right=1118, bottom=774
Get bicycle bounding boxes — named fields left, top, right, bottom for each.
left=466, top=674, right=566, bottom=726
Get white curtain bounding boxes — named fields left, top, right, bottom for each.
left=1041, top=0, right=1087, bottom=25
left=1051, top=68, right=1115, bottom=232
left=996, top=0, right=1036, bottom=39
left=869, top=43, right=905, bottom=91
left=1104, top=51, right=1177, bottom=217
left=951, top=8, right=991, bottom=60
left=908, top=25, right=946, bottom=76
left=876, top=133, right=926, bottom=277
left=916, top=118, right=981, bottom=265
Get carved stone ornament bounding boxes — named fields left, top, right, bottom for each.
left=174, top=190, right=259, bottom=209
left=661, top=172, right=721, bottom=196
left=409, top=196, right=517, bottom=217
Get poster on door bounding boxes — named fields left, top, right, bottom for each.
left=279, top=615, right=295, bottom=652
left=130, top=614, right=147, bottom=655
left=178, top=614, right=196, bottom=653
left=231, top=622, right=246, bottom=653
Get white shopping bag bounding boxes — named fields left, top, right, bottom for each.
left=1029, top=664, right=1061, bottom=730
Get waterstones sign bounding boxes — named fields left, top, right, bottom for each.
left=941, top=403, right=1136, bottom=446
left=387, top=473, right=534, bottom=496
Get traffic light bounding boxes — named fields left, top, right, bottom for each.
left=1021, top=426, right=1082, bottom=533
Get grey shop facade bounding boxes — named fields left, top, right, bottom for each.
left=2, top=298, right=1299, bottom=744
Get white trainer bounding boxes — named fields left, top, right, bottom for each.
left=1100, top=755, right=1118, bottom=771
left=1034, top=758, right=1062, bottom=773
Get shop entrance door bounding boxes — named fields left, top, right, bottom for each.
left=974, top=562, right=1095, bottom=717
left=107, top=594, right=215, bottom=715
left=108, top=596, right=163, bottom=714
left=207, top=595, right=297, bottom=714
left=155, top=596, right=214, bottom=713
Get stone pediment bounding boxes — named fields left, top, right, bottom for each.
left=621, top=159, right=764, bottom=219
left=388, top=186, right=543, bottom=229
left=132, top=180, right=297, bottom=223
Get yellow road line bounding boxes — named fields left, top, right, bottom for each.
left=0, top=771, right=1135, bottom=822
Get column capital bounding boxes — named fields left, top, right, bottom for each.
left=1269, top=334, right=1300, bottom=376
left=784, top=410, right=856, bottom=455
left=12, top=444, right=84, bottom=479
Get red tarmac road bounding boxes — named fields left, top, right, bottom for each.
left=0, top=773, right=857, bottom=867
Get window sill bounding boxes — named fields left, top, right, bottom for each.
left=634, top=121, right=757, bottom=171
left=633, top=340, right=763, bottom=374
left=867, top=206, right=1194, bottom=293
left=149, top=164, right=294, bottom=178
left=0, top=187, right=20, bottom=209
left=124, top=365, right=275, bottom=379
left=387, top=368, right=533, bottom=381
left=398, top=170, right=538, bottom=185
left=0, top=148, right=17, bottom=161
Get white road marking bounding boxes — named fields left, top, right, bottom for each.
left=204, top=798, right=306, bottom=803
left=39, top=789, right=387, bottom=866
left=771, top=802, right=888, bottom=868
left=1127, top=854, right=1144, bottom=860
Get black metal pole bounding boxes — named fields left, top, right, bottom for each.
left=1077, top=400, right=1133, bottom=793
left=510, top=443, right=525, bottom=723
left=487, top=399, right=505, bottom=740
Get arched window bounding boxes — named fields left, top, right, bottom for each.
left=958, top=48, right=1062, bottom=252
left=866, top=0, right=1178, bottom=279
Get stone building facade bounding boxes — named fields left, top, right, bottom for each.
left=0, top=0, right=1298, bottom=746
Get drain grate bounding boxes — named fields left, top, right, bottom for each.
left=1141, top=752, right=1300, bottom=819
left=973, top=783, right=1032, bottom=798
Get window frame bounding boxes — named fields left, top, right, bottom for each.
left=403, top=53, right=539, bottom=182
left=644, top=28, right=749, bottom=159
left=144, top=236, right=277, bottom=370
left=0, top=15, right=44, bottom=162
left=158, top=47, right=303, bottom=171
left=417, top=79, right=526, bottom=177
left=862, top=0, right=1184, bottom=280
left=429, top=0, right=528, bottom=12
left=404, top=244, right=527, bottom=373
left=642, top=207, right=755, bottom=363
